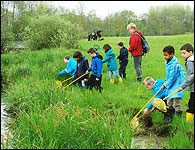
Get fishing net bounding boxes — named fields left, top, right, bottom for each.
left=151, top=98, right=167, bottom=112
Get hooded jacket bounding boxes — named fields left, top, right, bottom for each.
left=88, top=53, right=103, bottom=79
left=102, top=49, right=118, bottom=71
left=180, top=55, right=194, bottom=92
left=128, top=29, right=143, bottom=56
left=75, top=56, right=89, bottom=80
left=58, top=57, right=77, bottom=76
left=146, top=79, right=167, bottom=109
left=117, top=47, right=129, bottom=66
left=164, top=56, right=186, bottom=100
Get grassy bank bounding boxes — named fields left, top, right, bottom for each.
left=1, top=34, right=194, bottom=149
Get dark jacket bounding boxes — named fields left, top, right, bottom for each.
left=117, top=47, right=129, bottom=66
left=75, top=56, right=89, bottom=80
left=88, top=53, right=103, bottom=79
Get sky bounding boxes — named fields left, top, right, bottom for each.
left=51, top=1, right=194, bottom=19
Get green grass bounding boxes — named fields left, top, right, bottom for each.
left=1, top=34, right=194, bottom=149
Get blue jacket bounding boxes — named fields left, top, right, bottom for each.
left=102, top=49, right=118, bottom=71
left=164, top=56, right=186, bottom=100
left=146, top=79, right=167, bottom=109
left=117, top=47, right=129, bottom=66
left=75, top=56, right=89, bottom=80
left=88, top=53, right=103, bottom=79
left=58, top=57, right=77, bottom=76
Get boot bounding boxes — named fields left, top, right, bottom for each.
left=186, top=112, right=194, bottom=122
left=176, top=111, right=182, bottom=117
left=110, top=79, right=114, bottom=84
left=118, top=77, right=123, bottom=83
left=164, top=109, right=173, bottom=124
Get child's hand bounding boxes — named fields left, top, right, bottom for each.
left=160, top=85, right=165, bottom=90
left=143, top=108, right=149, bottom=115
left=96, top=78, right=99, bottom=81
left=178, top=87, right=183, bottom=91
left=86, top=70, right=89, bottom=74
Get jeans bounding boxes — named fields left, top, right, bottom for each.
left=109, top=70, right=121, bottom=79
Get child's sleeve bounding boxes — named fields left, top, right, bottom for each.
left=102, top=55, right=110, bottom=63
left=164, top=64, right=178, bottom=89
left=180, top=62, right=194, bottom=89
left=58, top=69, right=66, bottom=75
left=96, top=59, right=103, bottom=79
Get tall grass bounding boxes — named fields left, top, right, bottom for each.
left=1, top=34, right=194, bottom=149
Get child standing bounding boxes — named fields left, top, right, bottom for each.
left=86, top=48, right=103, bottom=93
left=58, top=55, right=77, bottom=77
left=116, top=42, right=129, bottom=79
left=160, top=45, right=186, bottom=124
left=102, top=44, right=123, bottom=84
left=73, top=50, right=89, bottom=88
left=178, top=43, right=194, bottom=122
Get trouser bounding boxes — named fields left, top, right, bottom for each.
left=119, top=65, right=127, bottom=79
left=186, top=92, right=194, bottom=114
left=86, top=74, right=103, bottom=93
left=109, top=70, right=121, bottom=79
left=133, top=55, right=142, bottom=82
left=167, top=98, right=183, bottom=112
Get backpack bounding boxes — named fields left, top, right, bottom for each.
left=132, top=32, right=150, bottom=56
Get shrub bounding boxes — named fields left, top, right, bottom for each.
left=22, top=15, right=86, bottom=50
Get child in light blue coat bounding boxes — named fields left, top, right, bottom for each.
left=160, top=45, right=186, bottom=124
left=58, top=55, right=77, bottom=77
left=102, top=44, right=122, bottom=84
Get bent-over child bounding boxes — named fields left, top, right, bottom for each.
left=58, top=55, right=77, bottom=77
left=73, top=50, right=89, bottom=88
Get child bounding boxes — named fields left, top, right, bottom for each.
left=160, top=45, right=186, bottom=124
left=102, top=44, right=123, bottom=84
left=58, top=55, right=77, bottom=77
left=143, top=77, right=169, bottom=123
left=86, top=48, right=103, bottom=94
left=116, top=42, right=129, bottom=79
left=178, top=43, right=194, bottom=122
left=73, top=50, right=89, bottom=88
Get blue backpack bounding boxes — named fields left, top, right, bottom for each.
left=133, top=32, right=150, bottom=55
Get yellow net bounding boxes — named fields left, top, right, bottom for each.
left=55, top=80, right=62, bottom=88
left=151, top=98, right=167, bottom=112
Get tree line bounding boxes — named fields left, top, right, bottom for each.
left=1, top=1, right=194, bottom=52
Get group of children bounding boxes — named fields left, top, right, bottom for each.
left=143, top=44, right=194, bottom=123
left=58, top=43, right=194, bottom=123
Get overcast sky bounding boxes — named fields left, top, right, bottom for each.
left=51, top=1, right=194, bottom=19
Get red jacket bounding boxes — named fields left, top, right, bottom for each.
left=128, top=29, right=143, bottom=56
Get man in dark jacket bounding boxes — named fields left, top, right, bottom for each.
left=127, top=23, right=143, bottom=83
left=73, top=50, right=89, bottom=88
left=116, top=42, right=129, bottom=79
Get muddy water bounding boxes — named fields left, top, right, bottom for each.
left=1, top=103, right=12, bottom=149
left=131, top=133, right=168, bottom=149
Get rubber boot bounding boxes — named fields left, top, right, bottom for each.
left=118, top=77, right=123, bottom=83
left=164, top=109, right=173, bottom=124
left=110, top=79, right=114, bottom=84
left=176, top=111, right=182, bottom=117
left=186, top=112, right=194, bottom=122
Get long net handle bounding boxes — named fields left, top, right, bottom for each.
left=62, top=72, right=89, bottom=90
left=162, top=89, right=180, bottom=101
left=134, top=89, right=161, bottom=118
left=137, top=109, right=156, bottom=120
left=61, top=76, right=73, bottom=83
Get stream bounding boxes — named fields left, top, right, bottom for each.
left=1, top=102, right=12, bottom=149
